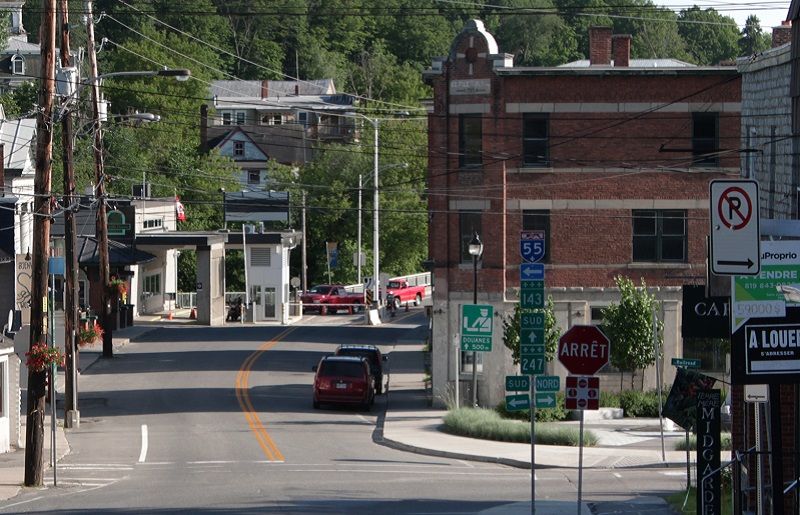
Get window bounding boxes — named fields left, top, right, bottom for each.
left=250, top=247, right=272, bottom=267
left=692, top=112, right=719, bottom=167
left=233, top=141, right=245, bottom=157
left=261, top=114, right=282, bottom=125
left=459, top=211, right=482, bottom=263
left=235, top=111, right=246, bottom=125
left=461, top=351, right=483, bottom=374
left=298, top=112, right=308, bottom=126
left=459, top=114, right=482, bottom=169
left=143, top=218, right=163, bottom=229
left=144, top=274, right=161, bottom=294
left=221, top=112, right=232, bottom=126
left=523, top=114, right=549, bottom=167
left=11, top=54, right=24, bottom=75
left=522, top=210, right=550, bottom=263
left=632, top=210, right=687, bottom=262
left=247, top=170, right=260, bottom=184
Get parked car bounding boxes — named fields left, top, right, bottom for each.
left=300, top=285, right=364, bottom=315
left=312, top=355, right=375, bottom=410
left=334, top=344, right=387, bottom=395
left=386, top=279, right=426, bottom=309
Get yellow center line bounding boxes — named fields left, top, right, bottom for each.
left=235, top=327, right=296, bottom=462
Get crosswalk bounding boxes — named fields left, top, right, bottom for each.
left=44, top=463, right=133, bottom=489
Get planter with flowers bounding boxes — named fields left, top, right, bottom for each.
left=25, top=342, right=65, bottom=373
left=78, top=320, right=104, bottom=347
left=110, top=279, right=128, bottom=303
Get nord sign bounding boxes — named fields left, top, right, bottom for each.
left=558, top=325, right=611, bottom=376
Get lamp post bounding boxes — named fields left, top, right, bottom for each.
left=468, top=232, right=483, bottom=407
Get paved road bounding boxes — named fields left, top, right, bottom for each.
left=1, top=312, right=684, bottom=514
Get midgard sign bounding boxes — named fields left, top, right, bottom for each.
left=744, top=323, right=800, bottom=374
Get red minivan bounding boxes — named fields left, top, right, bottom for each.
left=312, top=356, right=375, bottom=410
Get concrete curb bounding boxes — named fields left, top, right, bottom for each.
left=377, top=433, right=533, bottom=469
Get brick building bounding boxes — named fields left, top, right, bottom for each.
left=423, top=20, right=741, bottom=407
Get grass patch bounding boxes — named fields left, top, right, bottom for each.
left=443, top=407, right=597, bottom=446
left=674, top=433, right=732, bottom=451
left=665, top=487, right=732, bottom=514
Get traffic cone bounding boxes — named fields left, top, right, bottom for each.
left=167, top=311, right=173, bottom=320
left=190, top=307, right=197, bottom=319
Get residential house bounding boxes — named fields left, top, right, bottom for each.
left=201, top=80, right=357, bottom=189
left=423, top=21, right=741, bottom=408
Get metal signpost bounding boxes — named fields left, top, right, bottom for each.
left=709, top=179, right=760, bottom=276
left=558, top=325, right=610, bottom=513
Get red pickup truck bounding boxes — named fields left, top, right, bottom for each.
left=386, top=279, right=426, bottom=309
left=301, top=285, right=364, bottom=315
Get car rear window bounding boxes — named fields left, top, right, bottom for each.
left=337, top=349, right=379, bottom=368
left=318, top=360, right=366, bottom=378
left=309, top=286, right=332, bottom=294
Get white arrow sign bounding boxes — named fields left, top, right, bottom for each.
left=508, top=398, right=528, bottom=409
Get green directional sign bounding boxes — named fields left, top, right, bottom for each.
left=520, top=327, right=544, bottom=347
left=461, top=304, right=494, bottom=352
left=520, top=281, right=544, bottom=309
left=521, top=344, right=545, bottom=355
left=535, top=375, right=560, bottom=392
left=521, top=312, right=544, bottom=329
left=671, top=358, right=701, bottom=369
left=506, top=375, right=530, bottom=391
left=521, top=354, right=546, bottom=375
left=535, top=392, right=557, bottom=409
left=506, top=394, right=531, bottom=412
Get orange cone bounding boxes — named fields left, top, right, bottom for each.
left=167, top=312, right=173, bottom=320
left=190, top=307, right=197, bottom=319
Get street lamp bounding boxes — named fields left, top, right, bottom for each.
left=468, top=232, right=483, bottom=407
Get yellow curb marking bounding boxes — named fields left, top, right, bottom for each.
left=235, top=327, right=295, bottom=462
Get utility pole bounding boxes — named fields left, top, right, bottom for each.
left=25, top=0, right=56, bottom=487
left=301, top=191, right=307, bottom=292
left=59, top=0, right=79, bottom=428
left=84, top=0, right=112, bottom=358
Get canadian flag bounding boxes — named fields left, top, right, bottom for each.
left=175, top=196, right=186, bottom=222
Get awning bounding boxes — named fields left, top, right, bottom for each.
left=77, top=236, right=156, bottom=266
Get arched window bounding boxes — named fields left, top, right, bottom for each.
left=10, top=55, right=24, bottom=75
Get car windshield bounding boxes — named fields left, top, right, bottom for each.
left=337, top=349, right=379, bottom=368
left=318, top=360, right=365, bottom=378
left=387, top=281, right=402, bottom=289
left=308, top=286, right=332, bottom=294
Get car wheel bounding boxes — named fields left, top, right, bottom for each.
left=393, top=297, right=401, bottom=310
left=415, top=293, right=422, bottom=306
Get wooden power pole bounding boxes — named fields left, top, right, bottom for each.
left=59, top=0, right=79, bottom=427
left=84, top=0, right=113, bottom=357
left=25, top=0, right=56, bottom=487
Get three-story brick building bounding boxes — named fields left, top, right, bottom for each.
left=424, top=20, right=741, bottom=407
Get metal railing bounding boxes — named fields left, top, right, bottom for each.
left=176, top=292, right=197, bottom=308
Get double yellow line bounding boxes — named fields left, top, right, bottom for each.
left=235, top=327, right=295, bottom=462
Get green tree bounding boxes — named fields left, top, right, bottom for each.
left=601, top=276, right=662, bottom=390
left=490, top=0, right=579, bottom=66
left=678, top=7, right=739, bottom=64
left=738, top=15, right=771, bottom=57
left=503, top=297, right=560, bottom=365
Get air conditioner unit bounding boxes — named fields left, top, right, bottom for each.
left=244, top=224, right=256, bottom=234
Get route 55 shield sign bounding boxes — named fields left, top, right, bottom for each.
left=520, top=230, right=545, bottom=263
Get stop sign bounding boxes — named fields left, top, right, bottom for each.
left=558, top=325, right=610, bottom=375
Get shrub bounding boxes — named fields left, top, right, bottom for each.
left=444, top=407, right=596, bottom=446
left=495, top=392, right=569, bottom=422
left=599, top=390, right=621, bottom=408
left=619, top=389, right=661, bottom=417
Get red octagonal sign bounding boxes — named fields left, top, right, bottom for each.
left=558, top=325, right=611, bottom=376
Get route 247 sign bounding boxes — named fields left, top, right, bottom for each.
left=709, top=179, right=760, bottom=276
left=520, top=230, right=545, bottom=263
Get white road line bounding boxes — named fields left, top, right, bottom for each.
left=58, top=466, right=134, bottom=471
left=457, top=459, right=475, bottom=468
left=662, top=471, right=686, bottom=476
left=138, top=424, right=148, bottom=463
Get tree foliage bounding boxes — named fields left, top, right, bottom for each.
left=678, top=7, right=740, bottom=64
left=503, top=297, right=560, bottom=365
left=601, top=276, right=663, bottom=389
left=738, top=15, right=772, bottom=57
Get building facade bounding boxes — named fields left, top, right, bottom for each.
left=424, top=20, right=741, bottom=407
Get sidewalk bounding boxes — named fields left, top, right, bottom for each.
left=380, top=343, right=691, bottom=514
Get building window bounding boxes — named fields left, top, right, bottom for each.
left=522, top=114, right=549, bottom=167
left=522, top=210, right=550, bottom=263
left=143, top=218, right=163, bottom=229
left=692, top=112, right=718, bottom=167
left=459, top=210, right=482, bottom=263
left=144, top=274, right=161, bottom=294
left=459, top=114, right=482, bottom=169
left=632, top=210, right=687, bottom=262
left=250, top=247, right=272, bottom=267
left=11, top=54, right=24, bottom=75
left=261, top=114, right=282, bottom=125
left=235, top=111, right=246, bottom=125
left=247, top=170, right=260, bottom=184
left=461, top=351, right=483, bottom=374
left=221, top=112, right=232, bottom=126
left=233, top=141, right=245, bottom=157
left=298, top=112, right=308, bottom=126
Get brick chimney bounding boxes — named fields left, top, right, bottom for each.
left=772, top=20, right=792, bottom=48
left=589, top=26, right=612, bottom=66
left=261, top=80, right=269, bottom=99
left=612, top=34, right=631, bottom=67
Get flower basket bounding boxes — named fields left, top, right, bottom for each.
left=78, top=320, right=104, bottom=347
left=110, top=279, right=127, bottom=298
left=25, top=343, right=65, bottom=372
